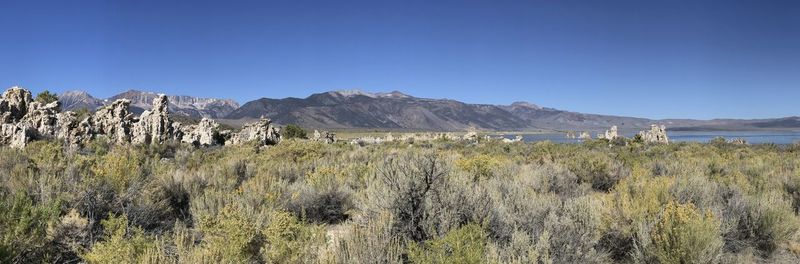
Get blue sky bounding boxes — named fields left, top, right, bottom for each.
left=1, top=0, right=798, bottom=119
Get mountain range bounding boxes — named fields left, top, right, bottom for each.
left=60, top=90, right=239, bottom=119
left=58, top=89, right=800, bottom=132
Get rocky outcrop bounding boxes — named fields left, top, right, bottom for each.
left=180, top=118, right=221, bottom=147
left=0, top=87, right=281, bottom=149
left=90, top=99, right=135, bottom=144
left=598, top=125, right=619, bottom=140
left=132, top=95, right=172, bottom=144
left=0, top=87, right=34, bottom=123
left=0, top=123, right=30, bottom=148
left=312, top=130, right=336, bottom=143
left=463, top=131, right=479, bottom=141
left=638, top=124, right=669, bottom=144
left=55, top=111, right=93, bottom=147
left=21, top=101, right=61, bottom=138
left=579, top=131, right=592, bottom=140
left=729, top=138, right=747, bottom=145
left=227, top=118, right=281, bottom=146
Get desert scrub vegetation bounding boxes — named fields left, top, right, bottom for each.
left=0, top=138, right=799, bottom=263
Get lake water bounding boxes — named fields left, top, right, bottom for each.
left=497, top=131, right=800, bottom=144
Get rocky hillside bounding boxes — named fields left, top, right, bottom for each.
left=58, top=90, right=105, bottom=112
left=227, top=89, right=800, bottom=132
left=55, top=88, right=799, bottom=132
left=226, top=90, right=532, bottom=131
left=227, top=90, right=662, bottom=131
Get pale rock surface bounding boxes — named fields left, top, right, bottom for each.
left=311, top=129, right=336, bottom=143
left=599, top=125, right=619, bottom=140
left=0, top=123, right=30, bottom=148
left=0, top=87, right=281, bottom=148
left=227, top=118, right=281, bottom=146
left=181, top=118, right=221, bottom=146
left=55, top=112, right=93, bottom=147
left=0, top=87, right=33, bottom=123
left=729, top=138, right=747, bottom=145
left=91, top=99, right=135, bottom=144
left=132, top=95, right=172, bottom=144
left=638, top=124, right=669, bottom=144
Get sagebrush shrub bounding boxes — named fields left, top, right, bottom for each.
left=649, top=201, right=723, bottom=264
left=408, top=223, right=488, bottom=264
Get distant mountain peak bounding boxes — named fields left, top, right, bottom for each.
left=510, top=101, right=541, bottom=109
left=56, top=89, right=239, bottom=119
left=59, top=89, right=104, bottom=111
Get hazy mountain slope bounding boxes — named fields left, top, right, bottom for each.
left=500, top=102, right=653, bottom=131
left=227, top=90, right=531, bottom=131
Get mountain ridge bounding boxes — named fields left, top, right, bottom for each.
left=60, top=89, right=240, bottom=119
left=55, top=88, right=800, bottom=132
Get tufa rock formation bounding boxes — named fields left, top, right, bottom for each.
left=729, top=138, right=747, bottom=145
left=132, top=95, right=172, bottom=145
left=0, top=87, right=33, bottom=123
left=0, top=87, right=281, bottom=149
left=598, top=125, right=619, bottom=140
left=91, top=99, right=135, bottom=144
left=638, top=124, right=669, bottom=144
left=227, top=118, right=281, bottom=146
left=181, top=118, right=222, bottom=147
left=311, top=130, right=336, bottom=143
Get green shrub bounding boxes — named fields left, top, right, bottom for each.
left=566, top=151, right=629, bottom=191
left=408, top=223, right=488, bottom=264
left=261, top=210, right=324, bottom=263
left=90, top=147, right=144, bottom=193
left=282, top=124, right=308, bottom=139
left=0, top=193, right=60, bottom=263
left=81, top=214, right=158, bottom=264
left=649, top=201, right=723, bottom=264
left=456, top=154, right=502, bottom=182
left=195, top=206, right=262, bottom=263
left=35, top=90, right=58, bottom=104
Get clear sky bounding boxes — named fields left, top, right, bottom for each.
left=1, top=0, right=798, bottom=119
